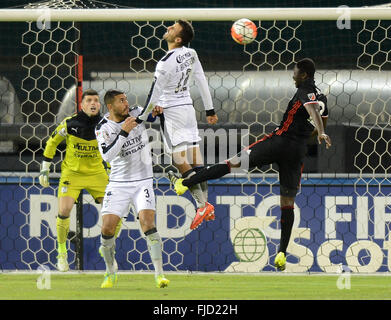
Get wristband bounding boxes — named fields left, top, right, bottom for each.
left=206, top=109, right=215, bottom=117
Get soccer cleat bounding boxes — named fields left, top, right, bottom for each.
left=274, top=252, right=286, bottom=271
left=56, top=252, right=69, bottom=272
left=167, top=170, right=188, bottom=195
left=99, top=247, right=118, bottom=273
left=190, top=202, right=215, bottom=230
left=205, top=211, right=215, bottom=221
left=156, top=275, right=170, bottom=288
left=101, top=272, right=118, bottom=289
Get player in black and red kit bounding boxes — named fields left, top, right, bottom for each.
left=168, top=58, right=332, bottom=271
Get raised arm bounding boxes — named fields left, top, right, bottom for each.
left=136, top=68, right=167, bottom=123
left=304, top=103, right=331, bottom=149
left=39, top=119, right=68, bottom=188
left=192, top=51, right=218, bottom=124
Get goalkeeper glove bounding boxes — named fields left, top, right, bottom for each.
left=39, top=160, right=51, bottom=188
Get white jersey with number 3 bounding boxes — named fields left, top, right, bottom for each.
left=95, top=107, right=153, bottom=182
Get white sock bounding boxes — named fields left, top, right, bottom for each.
left=99, top=235, right=116, bottom=274
left=200, top=181, right=208, bottom=202
left=189, top=184, right=207, bottom=208
left=183, top=170, right=206, bottom=208
left=145, top=228, right=163, bottom=278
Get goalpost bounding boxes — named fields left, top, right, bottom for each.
left=0, top=0, right=390, bottom=273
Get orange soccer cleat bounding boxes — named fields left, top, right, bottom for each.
left=190, top=202, right=215, bottom=230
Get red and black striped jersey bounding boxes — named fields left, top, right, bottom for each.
left=275, top=79, right=327, bottom=139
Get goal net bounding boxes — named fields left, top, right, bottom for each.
left=0, top=0, right=390, bottom=273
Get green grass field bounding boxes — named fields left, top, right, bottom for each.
left=0, top=272, right=390, bottom=300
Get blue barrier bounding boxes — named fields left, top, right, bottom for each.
left=0, top=176, right=390, bottom=272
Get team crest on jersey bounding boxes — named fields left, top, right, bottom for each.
left=100, top=130, right=110, bottom=142
left=307, top=93, right=316, bottom=101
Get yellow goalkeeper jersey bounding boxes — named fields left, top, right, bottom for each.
left=43, top=111, right=106, bottom=175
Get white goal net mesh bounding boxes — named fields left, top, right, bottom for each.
left=0, top=0, right=390, bottom=273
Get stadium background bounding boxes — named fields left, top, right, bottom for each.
left=0, top=0, right=390, bottom=273
left=0, top=0, right=389, bottom=173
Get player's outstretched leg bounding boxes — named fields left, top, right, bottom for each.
left=171, top=162, right=231, bottom=194
left=168, top=170, right=188, bottom=195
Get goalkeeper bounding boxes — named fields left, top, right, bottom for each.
left=39, top=89, right=120, bottom=272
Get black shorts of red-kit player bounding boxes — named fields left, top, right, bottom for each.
left=245, top=133, right=307, bottom=198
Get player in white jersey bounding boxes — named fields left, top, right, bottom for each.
left=95, top=89, right=169, bottom=289
left=136, top=20, right=218, bottom=230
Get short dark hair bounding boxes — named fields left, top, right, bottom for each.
left=296, top=58, right=316, bottom=79
left=177, top=19, right=194, bottom=46
left=104, top=89, right=124, bottom=106
left=82, top=89, right=99, bottom=100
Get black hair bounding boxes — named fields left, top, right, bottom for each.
left=81, top=89, right=99, bottom=100
left=104, top=89, right=124, bottom=106
left=296, top=58, right=316, bottom=79
left=177, top=19, right=194, bottom=46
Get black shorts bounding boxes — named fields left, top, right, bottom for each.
left=242, top=133, right=307, bottom=197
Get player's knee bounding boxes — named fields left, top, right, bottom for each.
left=101, top=219, right=117, bottom=237
left=101, top=224, right=116, bottom=237
left=228, top=156, right=241, bottom=168
left=280, top=190, right=296, bottom=207
left=280, top=185, right=298, bottom=199
left=139, top=210, right=156, bottom=232
left=140, top=219, right=155, bottom=232
left=58, top=196, right=75, bottom=216
left=58, top=207, right=72, bottom=217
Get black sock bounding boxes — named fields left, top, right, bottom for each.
left=182, top=169, right=195, bottom=179
left=279, top=206, right=294, bottom=254
left=192, top=166, right=204, bottom=173
left=182, top=162, right=231, bottom=188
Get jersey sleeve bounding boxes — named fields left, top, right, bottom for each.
left=297, top=87, right=319, bottom=107
left=43, top=119, right=68, bottom=161
left=191, top=50, right=214, bottom=113
left=317, top=93, right=329, bottom=117
left=95, top=122, right=128, bottom=163
left=133, top=105, right=156, bottom=122
left=137, top=63, right=168, bottom=122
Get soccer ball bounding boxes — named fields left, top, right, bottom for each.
left=231, top=18, right=258, bottom=45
